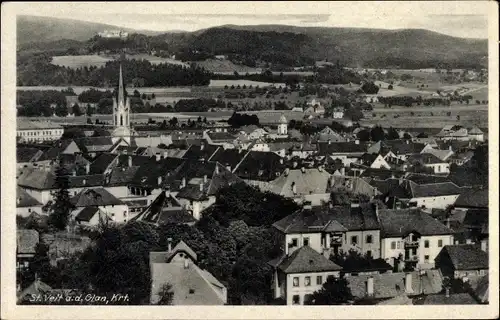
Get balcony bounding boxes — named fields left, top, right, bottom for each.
left=404, top=241, right=419, bottom=248
left=404, top=255, right=419, bottom=262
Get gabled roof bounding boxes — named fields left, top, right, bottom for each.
left=266, top=168, right=331, bottom=198
left=209, top=148, right=247, bottom=169
left=380, top=140, right=426, bottom=155
left=317, top=142, right=368, bottom=156
left=17, top=167, right=57, bottom=190
left=422, top=148, right=454, bottom=161
left=439, top=244, right=488, bottom=270
left=89, top=153, right=118, bottom=174
left=17, top=147, right=43, bottom=163
left=71, top=188, right=124, bottom=207
left=378, top=208, right=453, bottom=237
left=75, top=206, right=101, bottom=222
left=234, top=151, right=286, bottom=181
left=16, top=187, right=42, bottom=207
left=454, top=188, right=488, bottom=208
left=421, top=293, right=478, bottom=305
left=273, top=203, right=380, bottom=234
left=348, top=270, right=443, bottom=299
left=405, top=174, right=451, bottom=185
left=182, top=143, right=219, bottom=161
left=150, top=262, right=226, bottom=305
left=132, top=191, right=194, bottom=225
left=68, top=174, right=106, bottom=188
left=107, top=166, right=139, bottom=186
left=37, top=140, right=78, bottom=162
left=131, top=157, right=185, bottom=188
left=207, top=131, right=236, bottom=141
left=407, top=181, right=462, bottom=198
left=276, top=246, right=342, bottom=273
left=17, top=229, right=40, bottom=255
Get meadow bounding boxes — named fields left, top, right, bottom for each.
left=51, top=54, right=188, bottom=68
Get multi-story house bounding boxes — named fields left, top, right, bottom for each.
left=272, top=202, right=382, bottom=259
left=378, top=208, right=454, bottom=270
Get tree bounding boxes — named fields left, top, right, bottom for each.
left=54, top=104, right=68, bottom=117
left=133, top=90, right=141, bottom=98
left=361, top=82, right=380, bottom=94
left=203, top=117, right=207, bottom=124
left=49, top=159, right=75, bottom=230
left=386, top=127, right=400, bottom=140
left=356, top=129, right=370, bottom=142
left=157, top=283, right=174, bottom=305
left=388, top=84, right=393, bottom=90
left=72, top=103, right=82, bottom=116
left=169, top=117, right=178, bottom=127
left=151, top=93, right=156, bottom=99
left=370, top=125, right=386, bottom=142
left=141, top=93, right=146, bottom=99
left=403, top=132, right=412, bottom=139
left=86, top=104, right=94, bottom=117
left=87, top=117, right=93, bottom=124
left=307, top=275, right=353, bottom=305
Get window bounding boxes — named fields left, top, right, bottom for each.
left=292, top=295, right=300, bottom=305
left=291, top=238, right=298, bottom=247
left=397, top=241, right=401, bottom=249
left=293, top=277, right=299, bottom=287
left=366, top=235, right=373, bottom=244
left=304, top=238, right=310, bottom=246
left=424, top=255, right=429, bottom=262
left=391, top=241, right=396, bottom=249
left=424, top=240, right=430, bottom=248
left=316, top=275, right=323, bottom=285
left=351, top=236, right=358, bottom=245
left=438, top=239, right=443, bottom=247
left=366, top=250, right=372, bottom=258
left=304, top=276, right=311, bottom=286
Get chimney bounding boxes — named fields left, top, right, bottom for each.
left=446, top=218, right=451, bottom=229
left=85, top=163, right=90, bottom=174
left=184, top=259, right=190, bottom=269
left=167, top=238, right=172, bottom=252
left=328, top=139, right=332, bottom=145
left=155, top=153, right=161, bottom=161
left=404, top=273, right=413, bottom=294
left=293, top=161, right=298, bottom=168
left=355, top=139, right=360, bottom=145
left=374, top=202, right=379, bottom=222
left=181, top=177, right=186, bottom=188
left=158, top=176, right=162, bottom=186
left=279, top=158, right=284, bottom=164
left=301, top=167, right=306, bottom=173
left=199, top=183, right=204, bottom=192
left=284, top=168, right=290, bottom=176
left=445, top=287, right=450, bottom=298
left=200, top=142, right=205, bottom=150
left=203, top=175, right=208, bottom=183
left=406, top=140, right=410, bottom=145
left=72, top=170, right=76, bottom=177
left=128, top=156, right=132, bottom=168
left=215, top=164, right=219, bottom=174
left=366, top=276, right=374, bottom=296
left=318, top=165, right=323, bottom=172
left=82, top=178, right=87, bottom=185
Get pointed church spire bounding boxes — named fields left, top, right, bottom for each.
left=118, top=63, right=125, bottom=106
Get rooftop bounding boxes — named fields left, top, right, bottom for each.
left=378, top=208, right=453, bottom=237
left=17, top=120, right=62, bottom=130
left=275, top=246, right=342, bottom=274
left=439, top=244, right=488, bottom=270
left=71, top=187, right=124, bottom=207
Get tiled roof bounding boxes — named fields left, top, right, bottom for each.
left=107, top=166, right=139, bottom=186
left=380, top=140, right=426, bottom=155
left=273, top=203, right=380, bottom=234
left=408, top=181, right=462, bottom=198
left=131, top=157, right=185, bottom=188
left=38, top=140, right=78, bottom=162
left=462, top=208, right=488, bottom=228
left=277, top=246, right=342, bottom=273
left=182, top=143, right=219, bottom=161
left=16, top=187, right=42, bottom=207
left=17, top=229, right=40, bottom=255
left=89, top=153, right=118, bottom=174
left=378, top=208, right=453, bottom=237
left=150, top=262, right=226, bottom=305
left=209, top=148, right=247, bottom=170
left=132, top=191, right=194, bottom=225
left=207, top=132, right=236, bottom=141
left=405, top=174, right=451, bottom=185
left=71, top=188, right=124, bottom=207
left=17, top=167, right=57, bottom=190
left=421, top=293, right=478, bottom=305
left=348, top=270, right=443, bottom=299
left=454, top=188, right=488, bottom=208
left=234, top=151, right=286, bottom=181
left=439, top=244, right=488, bottom=270
left=266, top=168, right=331, bottom=198
left=17, top=147, right=43, bottom=163
left=422, top=148, right=454, bottom=161
left=317, top=142, right=368, bottom=156
left=407, top=153, right=445, bottom=165
left=75, top=206, right=100, bottom=222
left=472, top=275, right=488, bottom=303
left=17, top=120, right=62, bottom=130
left=68, top=174, right=106, bottom=188
left=358, top=168, right=406, bottom=181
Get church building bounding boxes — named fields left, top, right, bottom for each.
left=111, top=64, right=135, bottom=144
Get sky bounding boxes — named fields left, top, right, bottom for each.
left=13, top=2, right=491, bottom=38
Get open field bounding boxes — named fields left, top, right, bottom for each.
left=208, top=80, right=286, bottom=88
left=51, top=54, right=188, bottom=68
left=51, top=55, right=113, bottom=68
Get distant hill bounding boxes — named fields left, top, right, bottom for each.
left=17, top=15, right=161, bottom=45
left=17, top=17, right=488, bottom=69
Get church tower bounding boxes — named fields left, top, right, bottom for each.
left=111, top=64, right=132, bottom=144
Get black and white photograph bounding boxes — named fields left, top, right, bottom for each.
left=1, top=1, right=498, bottom=319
